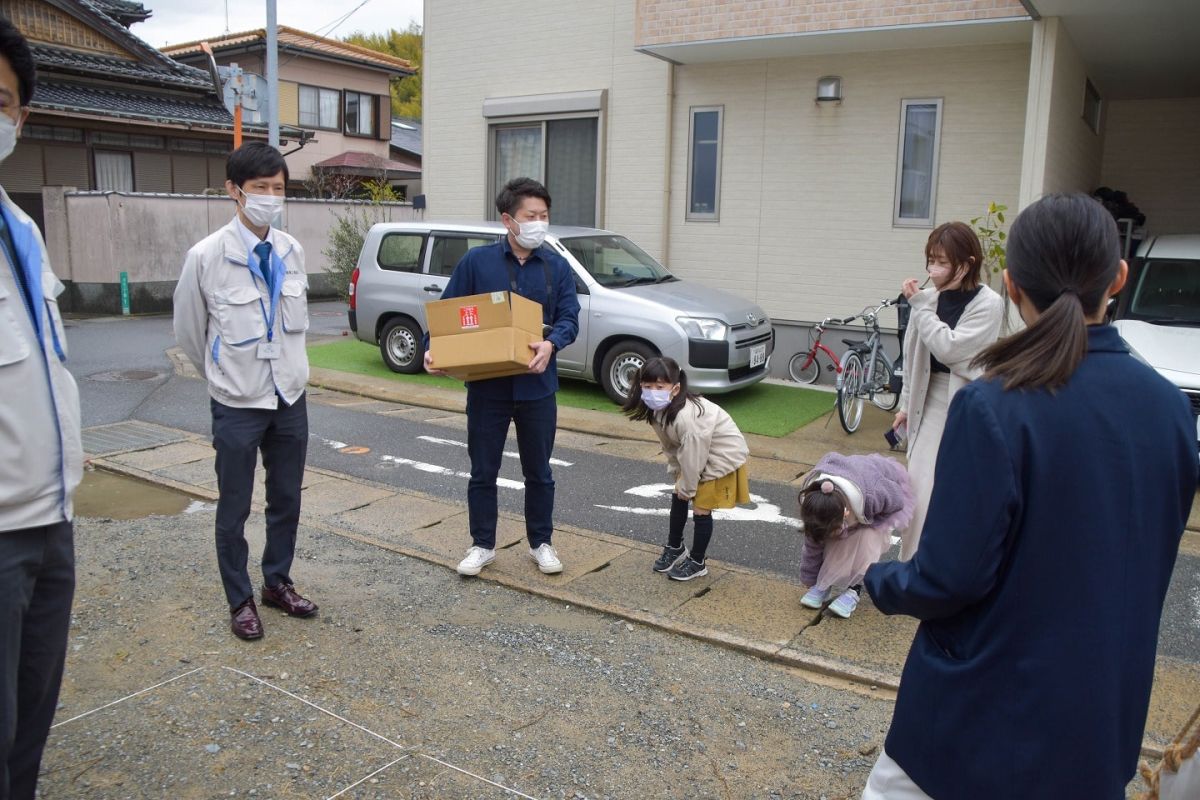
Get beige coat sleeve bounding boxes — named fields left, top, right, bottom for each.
left=907, top=287, right=1004, bottom=375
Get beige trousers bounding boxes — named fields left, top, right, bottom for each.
left=900, top=373, right=952, bottom=561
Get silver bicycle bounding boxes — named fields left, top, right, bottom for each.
left=835, top=299, right=901, bottom=434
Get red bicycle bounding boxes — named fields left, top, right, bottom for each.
left=787, top=315, right=855, bottom=384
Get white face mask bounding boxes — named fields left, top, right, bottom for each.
left=510, top=218, right=548, bottom=250
left=0, top=114, right=19, bottom=164
left=238, top=188, right=284, bottom=227
left=641, top=387, right=674, bottom=411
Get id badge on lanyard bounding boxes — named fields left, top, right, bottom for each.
left=249, top=248, right=283, bottom=359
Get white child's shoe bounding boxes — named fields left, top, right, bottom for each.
left=456, top=546, right=495, bottom=576
left=827, top=588, right=860, bottom=619
left=801, top=586, right=830, bottom=609
left=529, top=543, right=563, bottom=574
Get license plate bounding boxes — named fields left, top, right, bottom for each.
left=749, top=344, right=766, bottom=368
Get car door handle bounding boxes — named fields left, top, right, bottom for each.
left=423, top=284, right=442, bottom=292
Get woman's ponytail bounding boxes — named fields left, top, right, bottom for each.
left=971, top=194, right=1120, bottom=392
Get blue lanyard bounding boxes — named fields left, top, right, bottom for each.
left=248, top=246, right=283, bottom=342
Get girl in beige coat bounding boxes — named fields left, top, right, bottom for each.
left=624, top=357, right=750, bottom=581
left=893, top=222, right=1003, bottom=559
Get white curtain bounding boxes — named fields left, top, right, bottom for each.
left=495, top=126, right=541, bottom=195
left=95, top=151, right=133, bottom=191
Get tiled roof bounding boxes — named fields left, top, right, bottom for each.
left=67, top=0, right=197, bottom=75
left=389, top=117, right=422, bottom=158
left=314, top=151, right=421, bottom=173
left=32, top=81, right=233, bottom=126
left=90, top=0, right=151, bottom=26
left=163, top=26, right=414, bottom=75
left=32, top=44, right=213, bottom=91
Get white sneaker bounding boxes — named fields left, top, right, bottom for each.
left=456, top=546, right=495, bottom=576
left=529, top=543, right=563, bottom=574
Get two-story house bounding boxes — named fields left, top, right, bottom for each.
left=423, top=0, right=1199, bottom=361
left=164, top=26, right=415, bottom=196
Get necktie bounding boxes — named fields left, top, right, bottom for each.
left=254, top=240, right=273, bottom=294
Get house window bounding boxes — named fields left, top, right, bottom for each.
left=894, top=98, right=943, bottom=227
left=344, top=91, right=376, bottom=137
left=1083, top=79, right=1102, bottom=134
left=94, top=151, right=133, bottom=191
left=489, top=117, right=598, bottom=227
left=299, top=85, right=340, bottom=130
left=687, top=106, right=723, bottom=221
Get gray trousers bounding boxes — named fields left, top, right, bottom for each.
left=0, top=520, right=75, bottom=800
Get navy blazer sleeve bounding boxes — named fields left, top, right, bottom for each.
left=865, top=385, right=1021, bottom=620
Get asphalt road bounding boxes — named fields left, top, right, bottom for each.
left=64, top=304, right=1200, bottom=665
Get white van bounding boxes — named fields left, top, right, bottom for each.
left=1110, top=234, right=1200, bottom=445
left=348, top=222, right=774, bottom=402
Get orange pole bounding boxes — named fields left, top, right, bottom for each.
left=234, top=102, right=243, bottom=148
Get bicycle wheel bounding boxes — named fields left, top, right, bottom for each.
left=869, top=355, right=900, bottom=411
left=788, top=351, right=821, bottom=384
left=837, top=352, right=865, bottom=434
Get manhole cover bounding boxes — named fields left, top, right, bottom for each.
left=87, top=369, right=163, bottom=382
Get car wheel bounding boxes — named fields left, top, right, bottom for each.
left=379, top=317, right=424, bottom=374
left=600, top=340, right=657, bottom=404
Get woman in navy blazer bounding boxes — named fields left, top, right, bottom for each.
left=863, top=194, right=1198, bottom=800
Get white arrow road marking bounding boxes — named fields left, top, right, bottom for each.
left=418, top=435, right=574, bottom=467
left=312, top=436, right=524, bottom=490
left=597, top=483, right=804, bottom=527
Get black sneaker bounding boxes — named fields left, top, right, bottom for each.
left=653, top=545, right=688, bottom=573
left=667, top=557, right=708, bottom=581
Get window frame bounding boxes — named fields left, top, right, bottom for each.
left=375, top=231, right=428, bottom=273
left=298, top=84, right=341, bottom=131
left=1082, top=79, right=1102, bottom=135
left=893, top=97, right=944, bottom=229
left=343, top=90, right=378, bottom=138
left=484, top=111, right=603, bottom=227
left=686, top=105, right=724, bottom=223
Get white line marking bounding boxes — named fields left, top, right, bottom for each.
left=51, top=666, right=208, bottom=728
left=417, top=753, right=541, bottom=800
left=598, top=483, right=803, bottom=527
left=312, top=435, right=524, bottom=490
left=325, top=755, right=410, bottom=800
left=418, top=435, right=573, bottom=467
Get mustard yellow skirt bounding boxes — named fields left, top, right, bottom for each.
left=693, top=464, right=751, bottom=510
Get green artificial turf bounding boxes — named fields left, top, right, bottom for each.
left=307, top=339, right=832, bottom=437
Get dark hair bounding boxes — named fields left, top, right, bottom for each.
left=495, top=177, right=551, bottom=218
left=226, top=142, right=289, bottom=187
left=622, top=356, right=703, bottom=425
left=926, top=221, right=984, bottom=291
left=798, top=482, right=848, bottom=543
left=972, top=193, right=1121, bottom=391
left=0, top=16, right=36, bottom=106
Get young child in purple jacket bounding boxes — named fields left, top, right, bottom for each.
left=797, top=452, right=913, bottom=618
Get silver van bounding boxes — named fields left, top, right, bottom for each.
left=349, top=221, right=774, bottom=402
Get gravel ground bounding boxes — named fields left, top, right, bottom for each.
left=41, top=503, right=897, bottom=800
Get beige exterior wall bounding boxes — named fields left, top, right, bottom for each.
left=669, top=42, right=1029, bottom=323
left=636, top=0, right=1028, bottom=46
left=1101, top=97, right=1200, bottom=236
left=424, top=0, right=671, bottom=257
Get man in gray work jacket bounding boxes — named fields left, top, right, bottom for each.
left=174, top=142, right=318, bottom=641
left=0, top=17, right=82, bottom=800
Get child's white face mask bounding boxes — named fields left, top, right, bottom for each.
left=641, top=387, right=674, bottom=410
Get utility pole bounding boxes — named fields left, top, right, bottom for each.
left=266, top=0, right=279, bottom=148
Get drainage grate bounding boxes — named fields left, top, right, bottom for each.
left=87, top=369, right=164, bottom=382
left=82, top=421, right=191, bottom=457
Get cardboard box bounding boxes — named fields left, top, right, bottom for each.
left=425, top=291, right=543, bottom=381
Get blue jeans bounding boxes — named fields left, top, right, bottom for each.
left=211, top=395, right=308, bottom=608
left=466, top=391, right=557, bottom=550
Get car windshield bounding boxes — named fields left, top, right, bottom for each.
left=1128, top=259, right=1200, bottom=325
left=559, top=235, right=676, bottom=287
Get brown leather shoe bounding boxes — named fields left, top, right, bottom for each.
left=230, top=598, right=263, bottom=640
left=261, top=583, right=318, bottom=618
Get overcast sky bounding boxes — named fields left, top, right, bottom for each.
left=130, top=0, right=423, bottom=49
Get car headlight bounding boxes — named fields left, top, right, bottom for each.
left=676, top=316, right=728, bottom=341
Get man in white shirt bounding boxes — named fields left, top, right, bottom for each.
left=174, top=142, right=317, bottom=641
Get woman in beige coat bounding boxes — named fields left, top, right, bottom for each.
left=893, top=222, right=1003, bottom=559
